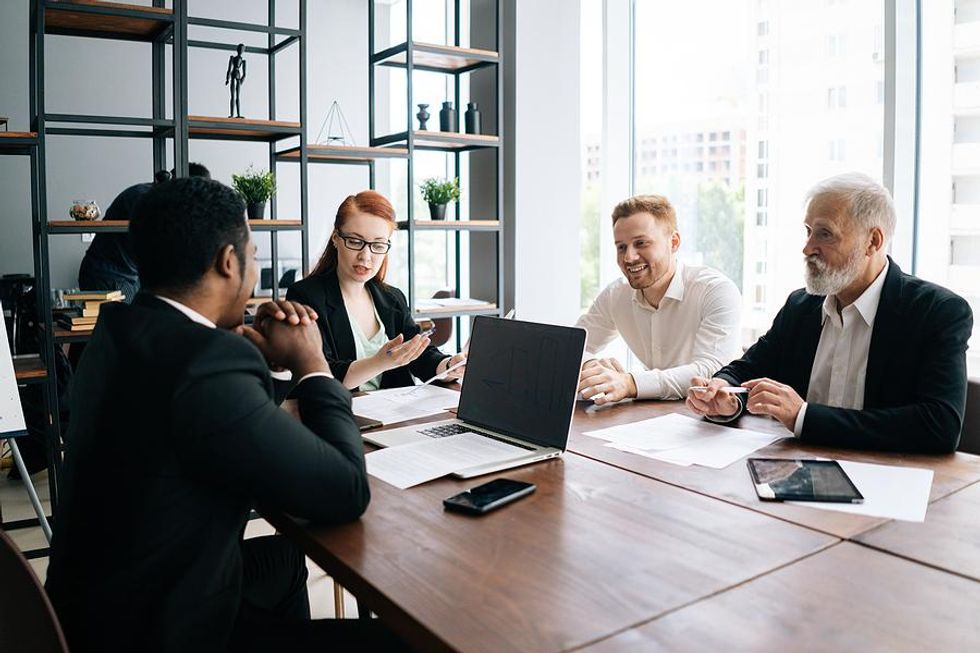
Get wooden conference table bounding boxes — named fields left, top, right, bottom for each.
left=266, top=400, right=980, bottom=653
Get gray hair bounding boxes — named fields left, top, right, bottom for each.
left=805, top=172, right=897, bottom=242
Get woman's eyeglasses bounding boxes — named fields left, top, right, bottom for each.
left=336, top=231, right=391, bottom=254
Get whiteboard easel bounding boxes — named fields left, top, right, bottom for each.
left=0, top=302, right=52, bottom=542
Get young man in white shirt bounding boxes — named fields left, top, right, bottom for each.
left=686, top=172, right=973, bottom=453
left=576, top=194, right=742, bottom=404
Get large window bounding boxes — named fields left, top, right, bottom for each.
left=581, top=1, right=980, bottom=375
left=631, top=0, right=885, bottom=343
left=918, top=0, right=980, bottom=374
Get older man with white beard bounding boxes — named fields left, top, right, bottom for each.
left=686, top=172, right=974, bottom=453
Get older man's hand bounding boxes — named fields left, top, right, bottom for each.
left=743, top=377, right=803, bottom=432
left=685, top=376, right=740, bottom=418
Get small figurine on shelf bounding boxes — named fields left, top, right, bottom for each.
left=417, top=103, right=431, bottom=130
left=225, top=43, right=247, bottom=118
left=69, top=200, right=100, bottom=221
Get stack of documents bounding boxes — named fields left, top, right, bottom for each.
left=366, top=434, right=530, bottom=489
left=352, top=385, right=460, bottom=425
left=583, top=413, right=782, bottom=469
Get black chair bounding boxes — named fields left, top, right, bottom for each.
left=0, top=529, right=69, bottom=653
left=959, top=377, right=980, bottom=455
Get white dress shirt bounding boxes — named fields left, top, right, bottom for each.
left=155, top=295, right=332, bottom=384
left=792, top=261, right=889, bottom=436
left=575, top=260, right=742, bottom=400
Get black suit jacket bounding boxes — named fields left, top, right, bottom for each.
left=45, top=294, right=369, bottom=653
left=287, top=269, right=448, bottom=388
left=714, top=258, right=973, bottom=453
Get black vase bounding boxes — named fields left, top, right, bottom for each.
left=246, top=201, right=267, bottom=219
left=416, top=103, right=430, bottom=130
left=464, top=102, right=481, bottom=134
left=439, top=101, right=457, bottom=132
left=428, top=202, right=447, bottom=221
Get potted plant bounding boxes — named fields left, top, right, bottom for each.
left=419, top=177, right=460, bottom=221
left=232, top=166, right=277, bottom=219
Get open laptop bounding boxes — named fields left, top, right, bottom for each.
left=364, top=316, right=586, bottom=478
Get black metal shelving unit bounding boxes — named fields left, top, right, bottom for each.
left=26, top=0, right=309, bottom=515
left=368, top=0, right=504, bottom=341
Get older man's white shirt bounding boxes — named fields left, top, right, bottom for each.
left=575, top=261, right=742, bottom=400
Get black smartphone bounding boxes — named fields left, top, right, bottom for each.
left=443, top=478, right=536, bottom=515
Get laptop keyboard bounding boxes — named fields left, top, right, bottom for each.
left=420, top=423, right=474, bottom=438
left=419, top=423, right=537, bottom=451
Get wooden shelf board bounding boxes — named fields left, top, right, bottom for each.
left=189, top=116, right=301, bottom=141
left=49, top=220, right=300, bottom=232
left=411, top=131, right=500, bottom=150
left=48, top=220, right=128, bottom=232
left=248, top=219, right=302, bottom=230
left=13, top=357, right=47, bottom=382
left=0, top=132, right=38, bottom=152
left=399, top=220, right=501, bottom=231
left=413, top=303, right=498, bottom=317
left=45, top=1, right=173, bottom=41
left=188, top=115, right=301, bottom=128
left=278, top=144, right=409, bottom=162
left=377, top=42, right=498, bottom=72
left=53, top=326, right=94, bottom=341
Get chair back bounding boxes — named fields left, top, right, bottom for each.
left=960, top=378, right=980, bottom=455
left=429, top=289, right=455, bottom=348
left=0, top=529, right=69, bottom=653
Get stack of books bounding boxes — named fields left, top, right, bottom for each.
left=56, top=290, right=125, bottom=332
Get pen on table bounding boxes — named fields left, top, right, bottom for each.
left=408, top=357, right=468, bottom=393
left=688, top=385, right=749, bottom=394
left=386, top=326, right=435, bottom=355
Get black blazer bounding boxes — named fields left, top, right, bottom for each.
left=287, top=269, right=448, bottom=388
left=45, top=294, right=369, bottom=653
left=715, top=258, right=973, bottom=453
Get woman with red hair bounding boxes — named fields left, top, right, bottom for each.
left=287, top=190, right=465, bottom=390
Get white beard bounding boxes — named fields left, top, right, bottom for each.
left=804, top=249, right=865, bottom=296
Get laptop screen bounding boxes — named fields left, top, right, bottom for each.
left=458, top=317, right=586, bottom=450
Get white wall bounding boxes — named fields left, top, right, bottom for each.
left=504, top=0, right=582, bottom=324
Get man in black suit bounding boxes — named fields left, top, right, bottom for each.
left=687, top=172, right=973, bottom=454
left=45, top=178, right=400, bottom=651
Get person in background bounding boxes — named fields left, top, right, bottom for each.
left=687, top=172, right=973, bottom=454
left=575, top=194, right=742, bottom=404
left=287, top=190, right=466, bottom=390
left=77, top=162, right=211, bottom=302
left=46, top=177, right=405, bottom=652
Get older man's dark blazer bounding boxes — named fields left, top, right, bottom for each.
left=714, top=258, right=973, bottom=453
left=287, top=269, right=448, bottom=388
left=45, top=294, right=370, bottom=653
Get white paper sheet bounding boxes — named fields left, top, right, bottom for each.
left=788, top=460, right=934, bottom=522
left=585, top=413, right=782, bottom=469
left=585, top=413, right=724, bottom=450
left=352, top=385, right=460, bottom=425
left=365, top=433, right=531, bottom=489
